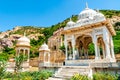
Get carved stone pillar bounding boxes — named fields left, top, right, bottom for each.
left=93, top=35, right=99, bottom=60
left=102, top=44, right=105, bottom=59
left=97, top=44, right=101, bottom=59
left=72, top=35, right=75, bottom=60
left=103, top=29, right=111, bottom=59
left=110, top=37, right=115, bottom=59
left=28, top=49, right=30, bottom=62
left=64, top=36, right=68, bottom=60
left=23, top=49, right=25, bottom=56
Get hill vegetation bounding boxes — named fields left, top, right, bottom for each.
left=0, top=10, right=120, bottom=60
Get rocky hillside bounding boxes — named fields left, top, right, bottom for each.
left=0, top=10, right=120, bottom=54
left=0, top=26, right=44, bottom=51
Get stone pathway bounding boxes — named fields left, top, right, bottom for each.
left=47, top=66, right=92, bottom=80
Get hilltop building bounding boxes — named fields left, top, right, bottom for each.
left=48, top=3, right=119, bottom=80
left=48, top=28, right=64, bottom=51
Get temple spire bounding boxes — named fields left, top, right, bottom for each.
left=85, top=2, right=89, bottom=9
left=24, top=32, right=26, bottom=36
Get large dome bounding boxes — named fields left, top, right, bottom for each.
left=78, top=3, right=105, bottom=22
left=39, top=43, right=50, bottom=51
left=16, top=35, right=30, bottom=47
left=78, top=8, right=97, bottom=20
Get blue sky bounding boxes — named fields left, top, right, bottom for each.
left=0, top=0, right=120, bottom=32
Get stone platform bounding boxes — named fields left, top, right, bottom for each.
left=47, top=60, right=120, bottom=80
left=6, top=61, right=30, bottom=72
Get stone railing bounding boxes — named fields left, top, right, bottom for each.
left=7, top=62, right=29, bottom=68
left=64, top=18, right=106, bottom=30
left=39, top=62, right=63, bottom=67
left=65, top=59, right=120, bottom=68
left=90, top=62, right=120, bottom=68
left=65, top=59, right=94, bottom=66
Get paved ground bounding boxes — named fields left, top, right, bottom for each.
left=29, top=67, right=38, bottom=71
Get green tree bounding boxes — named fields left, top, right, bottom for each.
left=14, top=54, right=27, bottom=73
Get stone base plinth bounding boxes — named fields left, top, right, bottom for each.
left=6, top=61, right=30, bottom=72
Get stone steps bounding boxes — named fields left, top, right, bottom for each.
left=47, top=65, right=92, bottom=80
left=55, top=66, right=90, bottom=79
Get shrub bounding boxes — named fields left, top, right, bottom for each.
left=0, top=60, right=6, bottom=79
left=93, top=72, right=119, bottom=80
left=0, top=53, right=9, bottom=61
left=3, top=70, right=53, bottom=80
left=70, top=73, right=89, bottom=80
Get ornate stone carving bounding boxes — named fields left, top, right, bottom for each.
left=94, top=28, right=103, bottom=33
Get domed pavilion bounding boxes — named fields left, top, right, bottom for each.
left=63, top=3, right=116, bottom=64
left=16, top=33, right=30, bottom=62
left=39, top=43, right=65, bottom=68
left=15, top=33, right=31, bottom=71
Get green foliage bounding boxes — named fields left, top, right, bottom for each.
left=0, top=60, right=6, bottom=79
left=30, top=36, right=45, bottom=46
left=71, top=73, right=89, bottom=80
left=88, top=43, right=95, bottom=55
left=15, top=55, right=27, bottom=73
left=1, top=47, right=15, bottom=60
left=113, top=31, right=120, bottom=54
left=12, top=26, right=42, bottom=35
left=3, top=47, right=15, bottom=55
left=93, top=72, right=119, bottom=80
left=115, top=22, right=120, bottom=27
left=70, top=72, right=119, bottom=80
left=59, top=45, right=65, bottom=53
left=3, top=70, right=53, bottom=80
left=30, top=36, right=45, bottom=58
left=100, top=10, right=120, bottom=18
left=0, top=53, right=9, bottom=61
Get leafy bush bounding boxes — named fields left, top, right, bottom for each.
left=0, top=53, right=9, bottom=61
left=88, top=43, right=95, bottom=55
left=3, top=70, right=53, bottom=80
left=93, top=72, right=119, bottom=80
left=71, top=73, right=89, bottom=80
left=0, top=60, right=6, bottom=79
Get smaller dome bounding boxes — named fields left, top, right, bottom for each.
left=18, top=36, right=30, bottom=43
left=16, top=35, right=30, bottom=47
left=96, top=12, right=105, bottom=17
left=66, top=18, right=75, bottom=27
left=39, top=43, right=50, bottom=51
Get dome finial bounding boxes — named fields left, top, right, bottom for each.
left=24, top=32, right=26, bottom=36
left=85, top=2, right=89, bottom=9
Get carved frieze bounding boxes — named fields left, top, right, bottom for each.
left=94, top=28, right=103, bottom=33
